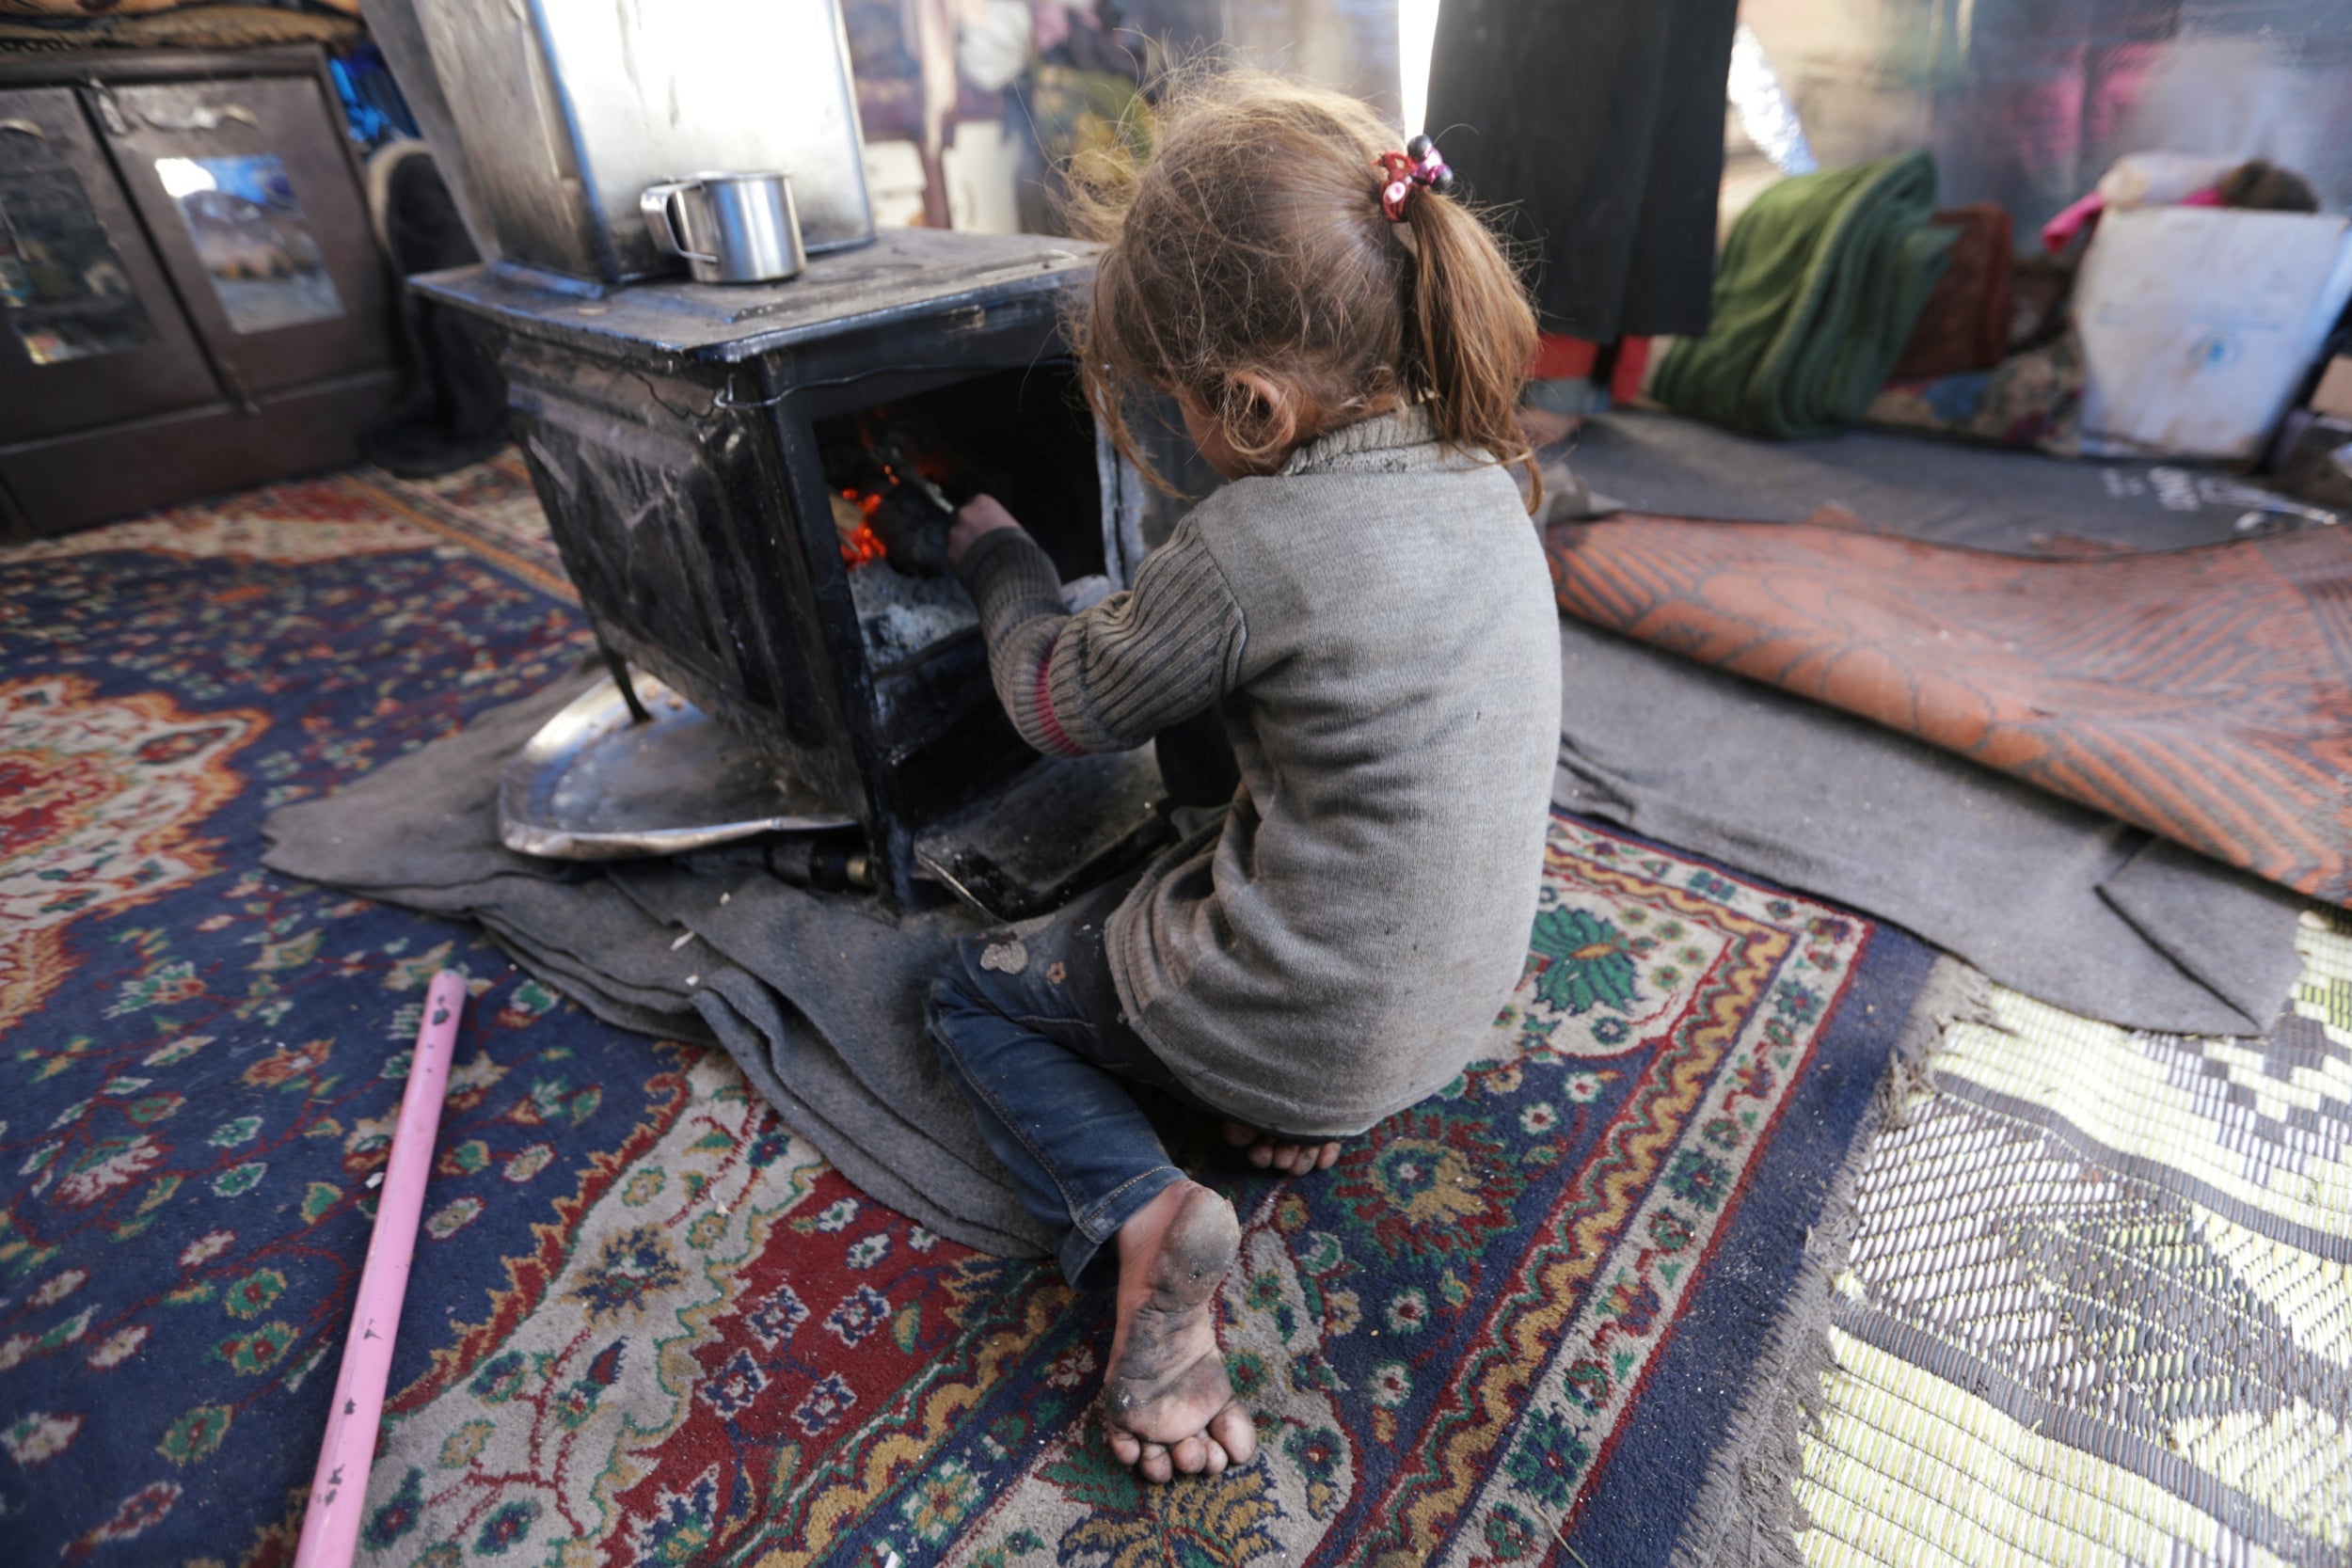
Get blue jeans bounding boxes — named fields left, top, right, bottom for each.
left=926, top=880, right=1194, bottom=1290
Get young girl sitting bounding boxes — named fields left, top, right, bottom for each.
left=927, top=71, right=1563, bottom=1483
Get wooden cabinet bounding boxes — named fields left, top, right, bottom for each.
left=0, top=48, right=401, bottom=541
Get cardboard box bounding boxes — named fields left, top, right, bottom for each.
left=2310, top=356, right=2352, bottom=420
left=2272, top=411, right=2352, bottom=511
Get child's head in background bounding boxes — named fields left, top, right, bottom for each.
left=1067, top=69, right=1539, bottom=501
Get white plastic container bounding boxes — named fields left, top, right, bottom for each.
left=2074, top=206, right=2352, bottom=460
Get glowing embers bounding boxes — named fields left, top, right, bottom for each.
left=823, top=419, right=960, bottom=578
left=817, top=416, right=981, bottom=667
left=831, top=489, right=887, bottom=568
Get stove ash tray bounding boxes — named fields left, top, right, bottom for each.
left=499, top=672, right=853, bottom=859
left=914, top=746, right=1174, bottom=922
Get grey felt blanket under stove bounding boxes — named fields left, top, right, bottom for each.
left=261, top=669, right=1051, bottom=1257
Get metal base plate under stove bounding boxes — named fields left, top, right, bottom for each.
left=500, top=672, right=852, bottom=859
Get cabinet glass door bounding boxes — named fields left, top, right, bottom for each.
left=152, top=151, right=347, bottom=335
left=100, top=75, right=391, bottom=400
left=0, top=87, right=219, bottom=445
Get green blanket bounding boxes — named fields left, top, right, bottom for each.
left=1654, top=152, right=1953, bottom=438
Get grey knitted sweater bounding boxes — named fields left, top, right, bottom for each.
left=956, top=408, right=1562, bottom=1137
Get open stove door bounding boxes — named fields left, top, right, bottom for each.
left=914, top=748, right=1173, bottom=923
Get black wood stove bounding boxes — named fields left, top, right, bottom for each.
left=418, top=230, right=1176, bottom=914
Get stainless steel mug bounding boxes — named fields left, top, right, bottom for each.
left=640, top=171, right=806, bottom=284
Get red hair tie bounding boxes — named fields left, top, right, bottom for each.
left=1375, top=135, right=1459, bottom=220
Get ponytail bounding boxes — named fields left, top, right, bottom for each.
left=1404, top=190, right=1543, bottom=513
left=1062, top=68, right=1542, bottom=507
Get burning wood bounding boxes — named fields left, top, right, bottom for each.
left=824, top=419, right=959, bottom=574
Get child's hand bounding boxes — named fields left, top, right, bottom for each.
left=947, top=494, right=1024, bottom=568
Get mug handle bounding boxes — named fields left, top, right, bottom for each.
left=639, top=182, right=719, bottom=264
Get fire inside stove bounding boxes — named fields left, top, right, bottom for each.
left=827, top=422, right=949, bottom=571
left=814, top=366, right=1111, bottom=670
left=835, top=493, right=887, bottom=569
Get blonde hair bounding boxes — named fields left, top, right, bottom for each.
left=1064, top=68, right=1541, bottom=507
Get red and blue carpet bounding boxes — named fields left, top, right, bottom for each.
left=0, top=464, right=1931, bottom=1565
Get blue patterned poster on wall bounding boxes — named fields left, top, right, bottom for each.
left=153, top=153, right=343, bottom=334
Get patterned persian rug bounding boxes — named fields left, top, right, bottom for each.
left=350, top=455, right=579, bottom=605
left=1786, top=914, right=2352, bottom=1568
left=0, top=462, right=1932, bottom=1564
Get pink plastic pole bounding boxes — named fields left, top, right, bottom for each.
left=292, top=970, right=466, bottom=1568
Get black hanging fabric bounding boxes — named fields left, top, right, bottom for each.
left=1425, top=0, right=1740, bottom=341
left=362, top=142, right=509, bottom=478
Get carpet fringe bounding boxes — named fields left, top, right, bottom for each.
left=1663, top=954, right=1993, bottom=1568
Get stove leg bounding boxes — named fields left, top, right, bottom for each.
left=599, top=642, right=652, bottom=725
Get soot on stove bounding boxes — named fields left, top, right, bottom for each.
left=465, top=230, right=1153, bottom=911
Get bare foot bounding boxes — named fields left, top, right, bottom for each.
left=1223, top=1121, right=1343, bottom=1174
left=1102, top=1181, right=1256, bottom=1483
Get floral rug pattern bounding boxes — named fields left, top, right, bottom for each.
left=0, top=465, right=1929, bottom=1565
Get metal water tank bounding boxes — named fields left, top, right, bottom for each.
left=386, top=0, right=875, bottom=282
